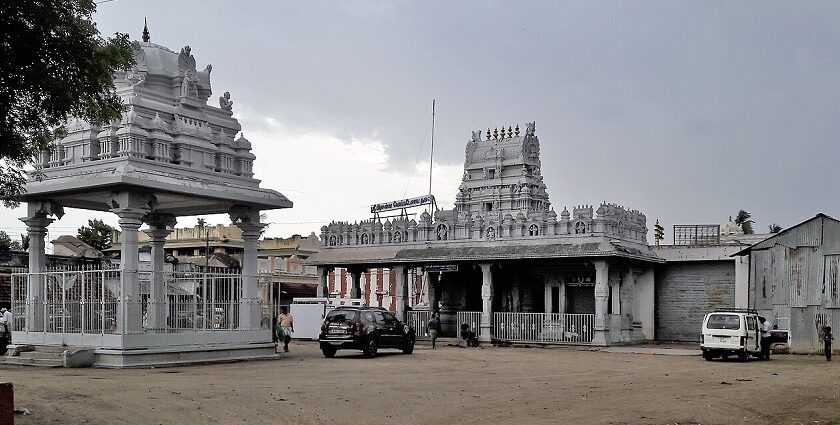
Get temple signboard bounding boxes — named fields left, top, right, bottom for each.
left=370, top=195, right=434, bottom=213
left=425, top=264, right=458, bottom=273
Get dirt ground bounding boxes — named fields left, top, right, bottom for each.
left=2, top=341, right=840, bottom=425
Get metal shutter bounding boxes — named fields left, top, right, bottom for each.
left=655, top=261, right=735, bottom=341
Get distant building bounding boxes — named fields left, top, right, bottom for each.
left=108, top=225, right=319, bottom=304
left=51, top=235, right=103, bottom=259
left=734, top=213, right=840, bottom=353
left=0, top=250, right=103, bottom=310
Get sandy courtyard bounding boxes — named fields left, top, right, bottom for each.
left=3, top=341, right=839, bottom=424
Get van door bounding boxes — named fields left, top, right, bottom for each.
left=746, top=316, right=759, bottom=352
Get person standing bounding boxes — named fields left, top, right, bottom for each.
left=759, top=316, right=772, bottom=360
left=0, top=308, right=9, bottom=341
left=426, top=313, right=441, bottom=350
left=0, top=308, right=9, bottom=355
left=824, top=326, right=834, bottom=361
left=277, top=307, right=294, bottom=353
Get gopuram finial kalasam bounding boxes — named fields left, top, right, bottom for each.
left=219, top=91, right=233, bottom=111
left=142, top=18, right=150, bottom=42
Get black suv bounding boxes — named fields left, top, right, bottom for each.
left=319, top=306, right=415, bottom=358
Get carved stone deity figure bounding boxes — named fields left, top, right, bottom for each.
left=436, top=224, right=447, bottom=241
left=471, top=130, right=482, bottom=143
left=219, top=91, right=233, bottom=111
left=525, top=121, right=535, bottom=136
left=178, top=46, right=196, bottom=72
left=180, top=73, right=193, bottom=98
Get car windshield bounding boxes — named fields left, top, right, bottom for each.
left=326, top=310, right=359, bottom=322
left=707, top=314, right=741, bottom=330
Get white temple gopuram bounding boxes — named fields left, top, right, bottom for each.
left=311, top=123, right=662, bottom=346
left=8, top=30, right=291, bottom=367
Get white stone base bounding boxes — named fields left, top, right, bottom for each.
left=92, top=343, right=279, bottom=368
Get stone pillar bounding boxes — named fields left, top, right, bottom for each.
left=143, top=213, right=176, bottom=331
left=21, top=202, right=60, bottom=332
left=236, top=221, right=264, bottom=330
left=479, top=263, right=494, bottom=342
left=623, top=267, right=636, bottom=341
left=114, top=209, right=146, bottom=334
left=394, top=265, right=408, bottom=322
left=638, top=266, right=656, bottom=340
left=592, top=260, right=609, bottom=346
left=427, top=271, right=440, bottom=313
left=610, top=278, right=621, bottom=315
left=349, top=269, right=363, bottom=299
left=626, top=267, right=638, bottom=321
left=316, top=266, right=331, bottom=298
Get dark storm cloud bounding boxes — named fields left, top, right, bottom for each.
left=94, top=0, right=840, bottom=237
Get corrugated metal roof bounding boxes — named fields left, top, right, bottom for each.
left=732, top=213, right=838, bottom=257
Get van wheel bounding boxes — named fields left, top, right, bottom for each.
left=738, top=352, right=748, bottom=361
left=702, top=352, right=714, bottom=361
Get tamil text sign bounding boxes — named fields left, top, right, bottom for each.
left=425, top=264, right=458, bottom=273
left=371, top=195, right=434, bottom=214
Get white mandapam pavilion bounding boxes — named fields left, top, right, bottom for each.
left=7, top=30, right=291, bottom=367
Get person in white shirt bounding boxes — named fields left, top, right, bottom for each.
left=0, top=308, right=10, bottom=338
left=759, top=316, right=773, bottom=360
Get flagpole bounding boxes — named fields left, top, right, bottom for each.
left=428, top=99, right=436, bottom=210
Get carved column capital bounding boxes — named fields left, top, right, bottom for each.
left=113, top=209, right=145, bottom=229
left=144, top=213, right=176, bottom=230
left=21, top=216, right=54, bottom=235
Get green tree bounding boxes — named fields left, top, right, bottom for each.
left=0, top=231, right=13, bottom=253
left=77, top=218, right=115, bottom=251
left=0, top=0, right=135, bottom=207
left=768, top=223, right=783, bottom=233
left=734, top=210, right=754, bottom=235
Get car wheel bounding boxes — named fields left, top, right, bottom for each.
left=321, top=346, right=337, bottom=358
left=402, top=336, right=415, bottom=354
left=363, top=338, right=378, bottom=358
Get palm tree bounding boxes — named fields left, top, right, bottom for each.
left=768, top=223, right=783, bottom=233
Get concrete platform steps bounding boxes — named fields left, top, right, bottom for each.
left=2, top=346, right=68, bottom=368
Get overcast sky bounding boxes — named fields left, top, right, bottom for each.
left=3, top=0, right=840, bottom=248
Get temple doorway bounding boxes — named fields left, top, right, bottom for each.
left=566, top=285, right=595, bottom=315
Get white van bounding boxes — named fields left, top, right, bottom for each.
left=700, top=309, right=762, bottom=361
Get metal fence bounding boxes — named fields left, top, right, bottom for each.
left=406, top=310, right=431, bottom=339
left=494, top=312, right=594, bottom=344
left=456, top=311, right=481, bottom=339
left=11, top=269, right=250, bottom=336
